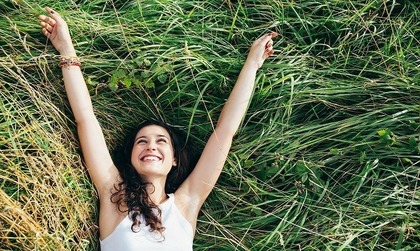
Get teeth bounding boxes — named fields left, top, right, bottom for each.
left=143, top=156, right=159, bottom=161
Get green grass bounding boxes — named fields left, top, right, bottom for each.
left=1, top=0, right=419, bottom=250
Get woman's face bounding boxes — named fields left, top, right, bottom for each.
left=131, top=125, right=177, bottom=179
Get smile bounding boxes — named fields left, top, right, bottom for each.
left=141, top=155, right=162, bottom=161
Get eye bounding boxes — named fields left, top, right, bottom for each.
left=157, top=138, right=168, bottom=144
left=135, top=139, right=147, bottom=145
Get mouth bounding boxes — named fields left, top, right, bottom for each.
left=141, top=155, right=162, bottom=161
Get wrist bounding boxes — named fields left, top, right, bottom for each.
left=244, top=58, right=261, bottom=70
left=59, top=47, right=77, bottom=57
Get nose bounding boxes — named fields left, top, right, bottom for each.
left=146, top=141, right=157, bottom=151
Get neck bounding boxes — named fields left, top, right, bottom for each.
left=144, top=177, right=168, bottom=205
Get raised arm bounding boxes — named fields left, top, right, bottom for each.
left=177, top=32, right=277, bottom=213
left=38, top=8, right=118, bottom=197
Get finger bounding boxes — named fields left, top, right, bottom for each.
left=38, top=15, right=56, bottom=26
left=264, top=48, right=273, bottom=57
left=40, top=21, right=53, bottom=32
left=265, top=40, right=273, bottom=49
left=264, top=47, right=275, bottom=57
left=38, top=15, right=50, bottom=22
left=265, top=45, right=273, bottom=53
left=42, top=28, right=50, bottom=38
left=259, top=33, right=275, bottom=46
left=45, top=7, right=64, bottom=24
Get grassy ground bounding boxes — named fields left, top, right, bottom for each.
left=1, top=0, right=419, bottom=250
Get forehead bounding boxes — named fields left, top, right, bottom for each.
left=135, top=125, right=171, bottom=138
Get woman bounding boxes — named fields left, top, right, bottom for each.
left=38, top=6, right=277, bottom=250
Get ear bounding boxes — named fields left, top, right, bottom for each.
left=172, top=158, right=177, bottom=166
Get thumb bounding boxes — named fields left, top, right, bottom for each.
left=45, top=7, right=65, bottom=24
left=259, top=32, right=278, bottom=46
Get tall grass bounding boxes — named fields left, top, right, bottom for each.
left=1, top=0, right=419, bottom=250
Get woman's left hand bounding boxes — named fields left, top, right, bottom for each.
left=38, top=7, right=76, bottom=56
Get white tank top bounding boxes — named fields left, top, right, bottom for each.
left=100, top=193, right=194, bottom=251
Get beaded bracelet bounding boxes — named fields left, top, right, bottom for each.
left=59, top=56, right=81, bottom=69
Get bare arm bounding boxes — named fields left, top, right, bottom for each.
left=38, top=8, right=118, bottom=197
left=176, top=32, right=277, bottom=214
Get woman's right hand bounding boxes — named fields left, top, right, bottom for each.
left=246, top=32, right=278, bottom=69
left=38, top=7, right=76, bottom=56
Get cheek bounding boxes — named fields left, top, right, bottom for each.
left=130, top=146, right=141, bottom=163
left=130, top=152, right=136, bottom=167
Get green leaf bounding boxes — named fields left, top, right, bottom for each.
left=255, top=169, right=267, bottom=180
left=109, top=81, right=118, bottom=91
left=157, top=73, right=168, bottom=84
left=141, top=70, right=151, bottom=79
left=133, top=78, right=142, bottom=87
left=377, top=129, right=389, bottom=137
left=134, top=57, right=143, bottom=66
left=329, top=148, right=341, bottom=155
left=402, top=158, right=412, bottom=163
left=112, top=69, right=126, bottom=79
left=244, top=159, right=254, bottom=168
left=109, top=75, right=119, bottom=90
left=408, top=137, right=419, bottom=152
left=266, top=165, right=278, bottom=178
left=295, top=161, right=307, bottom=175
left=121, top=77, right=132, bottom=88
left=144, top=80, right=155, bottom=88
left=143, top=59, right=151, bottom=66
left=377, top=128, right=397, bottom=145
left=86, top=76, right=98, bottom=86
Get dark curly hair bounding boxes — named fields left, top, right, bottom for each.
left=110, top=120, right=198, bottom=234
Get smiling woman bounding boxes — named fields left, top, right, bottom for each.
left=38, top=5, right=276, bottom=251
left=131, top=125, right=178, bottom=179
left=110, top=120, right=199, bottom=246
